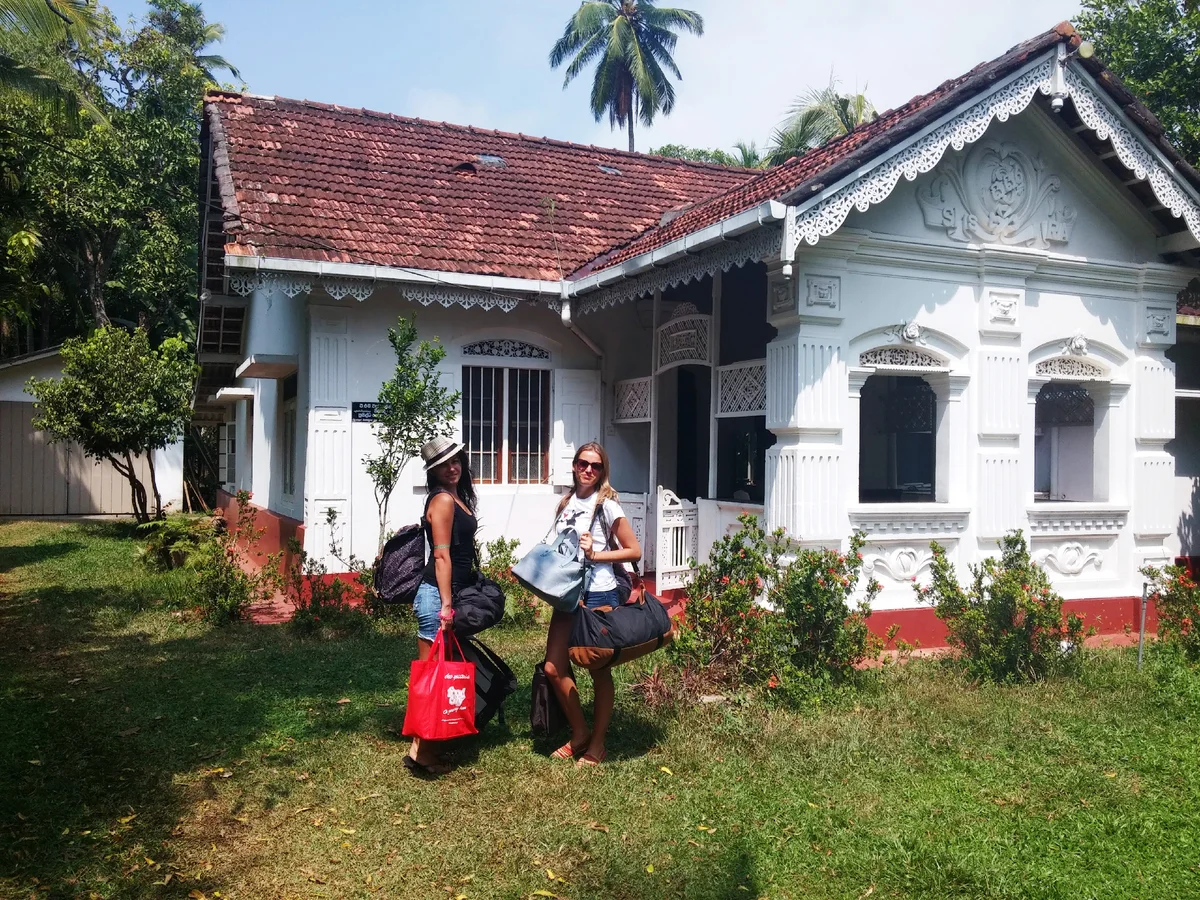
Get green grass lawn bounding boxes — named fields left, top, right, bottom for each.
left=2, top=520, right=1200, bottom=900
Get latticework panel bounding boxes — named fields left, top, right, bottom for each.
left=613, top=377, right=652, bottom=422
left=1035, top=357, right=1106, bottom=380
left=657, top=315, right=710, bottom=370
left=859, top=347, right=945, bottom=368
left=718, top=361, right=766, bottom=416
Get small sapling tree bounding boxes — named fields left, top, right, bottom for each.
left=363, top=316, right=459, bottom=549
left=26, top=326, right=197, bottom=523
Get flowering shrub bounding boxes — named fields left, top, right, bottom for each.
left=670, top=514, right=880, bottom=700
left=920, top=530, right=1084, bottom=682
left=1141, top=562, right=1200, bottom=661
left=480, top=536, right=540, bottom=626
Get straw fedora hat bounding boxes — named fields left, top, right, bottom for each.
left=421, top=435, right=465, bottom=471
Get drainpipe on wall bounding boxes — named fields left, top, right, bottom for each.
left=559, top=285, right=606, bottom=439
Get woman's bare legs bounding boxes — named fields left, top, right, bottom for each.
left=586, top=667, right=614, bottom=760
left=544, top=609, right=590, bottom=751
left=408, top=636, right=444, bottom=768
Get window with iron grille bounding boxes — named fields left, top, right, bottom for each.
left=463, top=365, right=550, bottom=484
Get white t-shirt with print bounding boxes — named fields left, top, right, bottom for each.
left=552, top=492, right=626, bottom=593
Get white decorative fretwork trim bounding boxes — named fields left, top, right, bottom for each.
left=859, top=347, right=946, bottom=368
left=224, top=272, right=524, bottom=312
left=1035, top=356, right=1107, bottom=380
left=786, top=55, right=1200, bottom=257
left=322, top=276, right=375, bottom=302
left=578, top=227, right=783, bottom=315
left=403, top=286, right=523, bottom=313
left=462, top=339, right=549, bottom=359
left=717, top=360, right=766, bottom=416
left=1064, top=66, right=1200, bottom=240
left=613, top=377, right=652, bottom=422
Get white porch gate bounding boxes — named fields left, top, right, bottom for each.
left=656, top=487, right=699, bottom=590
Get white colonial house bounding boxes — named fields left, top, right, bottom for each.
left=196, top=24, right=1200, bottom=640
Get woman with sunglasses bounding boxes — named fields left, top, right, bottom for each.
left=542, top=441, right=641, bottom=766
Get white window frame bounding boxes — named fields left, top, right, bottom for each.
left=461, top=353, right=553, bottom=487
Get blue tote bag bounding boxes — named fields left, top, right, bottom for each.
left=512, top=528, right=591, bottom=614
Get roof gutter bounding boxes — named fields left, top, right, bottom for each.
left=224, top=254, right=564, bottom=299
left=567, top=199, right=788, bottom=296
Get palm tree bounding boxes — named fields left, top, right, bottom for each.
left=549, top=0, right=703, bottom=153
left=765, top=74, right=877, bottom=167
left=146, top=4, right=239, bottom=83
left=732, top=140, right=764, bottom=168
left=0, top=0, right=103, bottom=118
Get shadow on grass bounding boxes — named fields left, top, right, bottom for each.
left=0, top=540, right=84, bottom=574
left=0, top=586, right=422, bottom=897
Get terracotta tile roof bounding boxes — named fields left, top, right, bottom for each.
left=204, top=94, right=756, bottom=282
left=579, top=22, right=1200, bottom=276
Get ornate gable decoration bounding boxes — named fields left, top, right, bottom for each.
left=462, top=339, right=549, bottom=360
left=785, top=55, right=1200, bottom=258
left=916, top=140, right=1077, bottom=248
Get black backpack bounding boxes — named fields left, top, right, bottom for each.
left=372, top=523, right=425, bottom=605
left=459, top=637, right=517, bottom=729
left=530, top=659, right=574, bottom=738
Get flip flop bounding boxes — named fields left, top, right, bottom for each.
left=551, top=740, right=589, bottom=760
left=576, top=749, right=607, bottom=767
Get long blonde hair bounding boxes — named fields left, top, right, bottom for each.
left=555, top=441, right=617, bottom=518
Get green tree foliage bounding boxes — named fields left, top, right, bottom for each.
left=0, top=1, right=238, bottom=358
left=650, top=142, right=737, bottom=166
left=549, top=0, right=703, bottom=152
left=362, top=316, right=461, bottom=549
left=26, top=326, right=198, bottom=523
left=766, top=74, right=876, bottom=167
left=0, top=0, right=104, bottom=120
left=1076, top=0, right=1200, bottom=166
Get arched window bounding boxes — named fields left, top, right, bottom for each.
left=859, top=374, right=936, bottom=503
left=1034, top=382, right=1096, bottom=501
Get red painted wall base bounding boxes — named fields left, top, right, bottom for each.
left=215, top=489, right=305, bottom=575
left=866, top=595, right=1159, bottom=650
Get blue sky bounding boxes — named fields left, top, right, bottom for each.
left=105, top=0, right=1081, bottom=154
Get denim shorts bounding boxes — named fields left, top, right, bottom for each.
left=413, top=581, right=443, bottom=641
left=584, top=588, right=620, bottom=610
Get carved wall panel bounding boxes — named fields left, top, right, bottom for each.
left=1134, top=456, right=1174, bottom=536
left=978, top=454, right=1023, bottom=537
left=1136, top=358, right=1174, bottom=442
left=1034, top=540, right=1105, bottom=576
left=864, top=545, right=935, bottom=583
left=980, top=287, right=1022, bottom=333
left=978, top=352, right=1023, bottom=435
left=917, top=140, right=1077, bottom=248
left=766, top=448, right=841, bottom=539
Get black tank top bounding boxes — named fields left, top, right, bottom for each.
left=420, top=489, right=478, bottom=593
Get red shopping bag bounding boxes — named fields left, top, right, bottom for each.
left=402, top=630, right=477, bottom=740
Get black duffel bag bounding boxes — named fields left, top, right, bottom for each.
left=452, top=574, right=506, bottom=637
left=568, top=591, right=675, bottom=672
left=459, top=637, right=517, bottom=729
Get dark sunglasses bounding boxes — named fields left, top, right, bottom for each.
left=573, top=459, right=604, bottom=473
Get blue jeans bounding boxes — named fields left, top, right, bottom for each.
left=584, top=588, right=620, bottom=610
left=413, top=581, right=443, bottom=641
